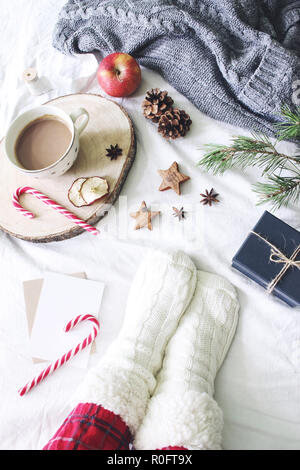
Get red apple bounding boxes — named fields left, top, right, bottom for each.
left=97, top=52, right=141, bottom=97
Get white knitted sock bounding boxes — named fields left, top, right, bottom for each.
left=72, top=250, right=197, bottom=435
left=134, top=271, right=239, bottom=450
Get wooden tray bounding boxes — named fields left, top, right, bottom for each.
left=0, top=93, right=135, bottom=242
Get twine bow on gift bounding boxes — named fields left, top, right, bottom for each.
left=251, top=231, right=300, bottom=294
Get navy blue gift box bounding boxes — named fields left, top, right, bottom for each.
left=232, top=211, right=300, bottom=307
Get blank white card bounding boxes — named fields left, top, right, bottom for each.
left=30, top=272, right=104, bottom=368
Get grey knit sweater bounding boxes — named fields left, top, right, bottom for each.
left=53, top=0, right=300, bottom=134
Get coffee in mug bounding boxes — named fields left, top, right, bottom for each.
left=15, top=115, right=72, bottom=170
left=5, top=105, right=89, bottom=179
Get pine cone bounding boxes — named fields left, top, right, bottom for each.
left=142, top=88, right=174, bottom=123
left=158, top=108, right=192, bottom=139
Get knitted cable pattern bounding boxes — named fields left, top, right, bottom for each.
left=57, top=1, right=188, bottom=34
left=134, top=270, right=239, bottom=450
left=72, top=250, right=197, bottom=434
left=53, top=0, right=300, bottom=136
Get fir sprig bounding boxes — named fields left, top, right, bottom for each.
left=197, top=105, right=300, bottom=209
left=275, top=105, right=300, bottom=141
left=254, top=174, right=300, bottom=209
left=199, top=134, right=300, bottom=175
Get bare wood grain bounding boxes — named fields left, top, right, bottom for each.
left=0, top=93, right=135, bottom=242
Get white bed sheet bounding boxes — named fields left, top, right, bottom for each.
left=0, top=0, right=300, bottom=450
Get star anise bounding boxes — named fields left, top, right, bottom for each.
left=172, top=206, right=185, bottom=221
left=200, top=188, right=219, bottom=206
left=106, top=144, right=123, bottom=160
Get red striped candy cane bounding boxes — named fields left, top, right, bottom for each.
left=12, top=186, right=99, bottom=235
left=18, top=314, right=100, bottom=397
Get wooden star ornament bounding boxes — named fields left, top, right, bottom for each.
left=158, top=161, right=190, bottom=195
left=130, top=201, right=160, bottom=231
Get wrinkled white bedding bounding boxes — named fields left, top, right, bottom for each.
left=0, top=0, right=300, bottom=450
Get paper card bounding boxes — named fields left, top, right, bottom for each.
left=23, top=273, right=96, bottom=363
left=29, top=272, right=104, bottom=369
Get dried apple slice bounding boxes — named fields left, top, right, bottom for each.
left=68, top=177, right=87, bottom=207
left=80, top=176, right=109, bottom=205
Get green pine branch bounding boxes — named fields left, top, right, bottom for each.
left=253, top=174, right=300, bottom=209
left=198, top=133, right=300, bottom=175
left=275, top=105, right=300, bottom=141
left=197, top=105, right=300, bottom=209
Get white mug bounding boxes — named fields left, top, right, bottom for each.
left=4, top=105, right=89, bottom=178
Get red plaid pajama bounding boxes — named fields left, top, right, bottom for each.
left=43, top=403, right=187, bottom=450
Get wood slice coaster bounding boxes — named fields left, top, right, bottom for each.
left=0, top=93, right=135, bottom=242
